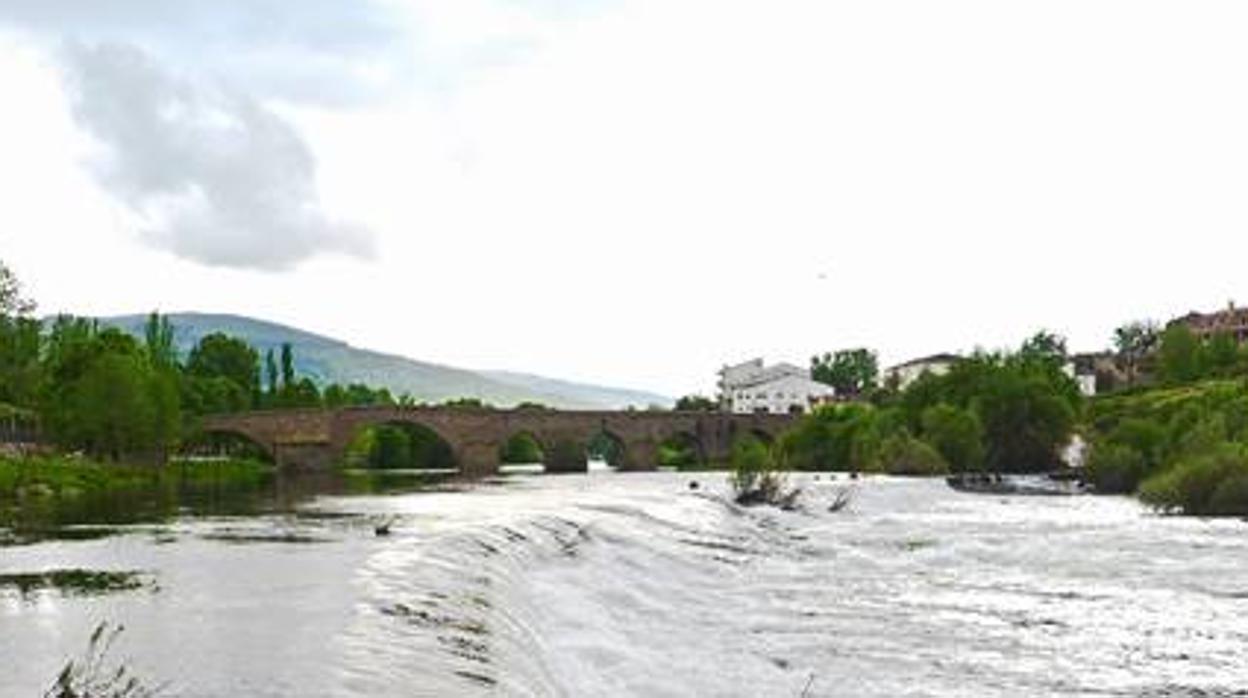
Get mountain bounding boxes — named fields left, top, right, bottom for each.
left=96, top=313, right=673, bottom=410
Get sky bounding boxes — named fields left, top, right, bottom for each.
left=1, top=1, right=1246, bottom=397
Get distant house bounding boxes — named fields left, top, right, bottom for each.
left=717, top=358, right=835, bottom=414
left=881, top=353, right=961, bottom=391
left=1170, top=302, right=1248, bottom=343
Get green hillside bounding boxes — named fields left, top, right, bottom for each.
left=96, top=313, right=672, bottom=409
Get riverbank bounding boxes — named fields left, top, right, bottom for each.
left=0, top=455, right=273, bottom=501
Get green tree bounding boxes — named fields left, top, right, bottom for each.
left=1158, top=324, right=1203, bottom=384
left=142, top=312, right=177, bottom=370
left=265, top=348, right=279, bottom=398
left=675, top=395, right=717, bottom=412
left=0, top=260, right=34, bottom=317
left=1113, top=320, right=1159, bottom=387
left=186, top=333, right=260, bottom=411
left=919, top=404, right=984, bottom=472
left=811, top=348, right=879, bottom=398
left=280, top=343, right=295, bottom=389
left=1205, top=332, right=1239, bottom=377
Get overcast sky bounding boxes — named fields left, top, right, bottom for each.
left=1, top=1, right=1246, bottom=397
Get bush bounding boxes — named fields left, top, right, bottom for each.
left=728, top=435, right=797, bottom=508
left=919, top=404, right=984, bottom=472
left=878, top=433, right=949, bottom=476
left=1138, top=443, right=1248, bottom=516
left=1085, top=442, right=1149, bottom=493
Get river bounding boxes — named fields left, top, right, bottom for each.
left=2, top=471, right=1245, bottom=697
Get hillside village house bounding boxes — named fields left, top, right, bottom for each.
left=881, top=353, right=962, bottom=390
left=1170, top=302, right=1248, bottom=343
left=717, top=359, right=835, bottom=414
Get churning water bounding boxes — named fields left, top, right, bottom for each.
left=2, top=473, right=1246, bottom=697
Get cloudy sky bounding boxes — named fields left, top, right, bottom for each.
left=1, top=1, right=1246, bottom=396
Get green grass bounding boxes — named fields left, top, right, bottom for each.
left=0, top=455, right=272, bottom=501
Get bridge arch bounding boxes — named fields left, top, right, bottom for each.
left=181, top=428, right=275, bottom=463
left=656, top=429, right=707, bottom=469
left=343, top=418, right=458, bottom=471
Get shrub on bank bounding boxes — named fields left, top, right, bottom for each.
left=878, top=433, right=949, bottom=476
left=1085, top=442, right=1149, bottom=494
left=1138, top=443, right=1248, bottom=516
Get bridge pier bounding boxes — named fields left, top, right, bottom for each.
left=456, top=441, right=501, bottom=477
left=274, top=441, right=335, bottom=470
left=619, top=439, right=658, bottom=471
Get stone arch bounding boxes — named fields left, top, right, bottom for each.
left=499, top=429, right=547, bottom=466
left=181, top=428, right=275, bottom=463
left=656, top=429, right=707, bottom=469
left=342, top=418, right=458, bottom=471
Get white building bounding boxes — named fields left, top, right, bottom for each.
left=718, top=358, right=836, bottom=414
left=882, top=353, right=962, bottom=390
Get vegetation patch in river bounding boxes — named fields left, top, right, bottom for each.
left=0, top=569, right=152, bottom=598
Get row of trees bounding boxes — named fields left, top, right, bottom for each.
left=0, top=260, right=408, bottom=462
left=778, top=332, right=1080, bottom=475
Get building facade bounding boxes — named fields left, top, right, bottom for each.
left=718, top=359, right=835, bottom=414
left=881, top=353, right=962, bottom=391
left=1170, top=303, right=1248, bottom=343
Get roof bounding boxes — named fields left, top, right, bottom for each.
left=887, top=353, right=962, bottom=371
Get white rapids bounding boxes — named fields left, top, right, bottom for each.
left=2, top=472, right=1246, bottom=697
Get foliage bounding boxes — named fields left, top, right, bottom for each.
left=728, top=434, right=798, bottom=507
left=186, top=333, right=260, bottom=400
left=877, top=432, right=949, bottom=475
left=919, top=404, right=984, bottom=472
left=811, top=348, right=879, bottom=397
left=1113, top=320, right=1159, bottom=387
left=442, top=397, right=491, bottom=410
left=674, top=394, right=717, bottom=411
left=346, top=423, right=455, bottom=470
left=43, top=622, right=162, bottom=698
left=1157, top=324, right=1203, bottom=384
left=657, top=433, right=703, bottom=469
left=586, top=431, right=623, bottom=466
left=0, top=260, right=35, bottom=317
left=500, top=432, right=544, bottom=464
left=1138, top=443, right=1248, bottom=516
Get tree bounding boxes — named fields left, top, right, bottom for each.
left=142, top=312, right=178, bottom=370
left=0, top=260, right=34, bottom=317
left=919, top=404, right=984, bottom=472
left=675, top=395, right=717, bottom=411
left=280, top=343, right=295, bottom=389
left=811, top=348, right=879, bottom=398
left=1113, top=320, right=1159, bottom=387
left=1158, top=324, right=1203, bottom=384
left=1205, top=331, right=1239, bottom=377
left=265, top=348, right=279, bottom=398
left=1019, top=330, right=1068, bottom=369
left=186, top=333, right=260, bottom=408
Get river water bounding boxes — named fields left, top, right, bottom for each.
left=1, top=472, right=1245, bottom=697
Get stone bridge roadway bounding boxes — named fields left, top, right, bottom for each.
left=198, top=406, right=798, bottom=476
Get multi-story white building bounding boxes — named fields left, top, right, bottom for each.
left=717, top=358, right=836, bottom=414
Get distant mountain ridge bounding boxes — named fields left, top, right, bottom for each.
left=96, top=313, right=672, bottom=410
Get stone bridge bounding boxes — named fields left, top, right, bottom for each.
left=197, top=406, right=798, bottom=476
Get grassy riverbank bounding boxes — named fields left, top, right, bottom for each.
left=0, top=455, right=273, bottom=501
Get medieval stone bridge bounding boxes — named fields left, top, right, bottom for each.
left=198, top=406, right=798, bottom=476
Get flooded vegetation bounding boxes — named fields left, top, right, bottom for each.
left=2, top=471, right=1246, bottom=696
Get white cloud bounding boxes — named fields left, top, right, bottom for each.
left=59, top=42, right=372, bottom=270
left=3, top=1, right=1248, bottom=395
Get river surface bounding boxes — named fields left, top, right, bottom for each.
left=2, top=471, right=1246, bottom=697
